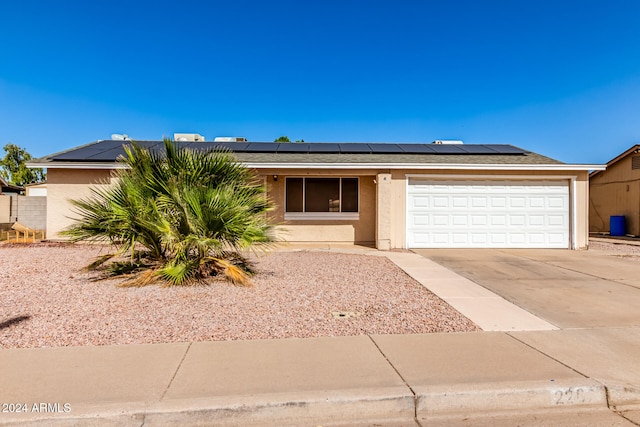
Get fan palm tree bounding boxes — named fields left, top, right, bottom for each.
left=63, top=138, right=274, bottom=286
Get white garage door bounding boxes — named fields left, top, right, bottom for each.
left=407, top=179, right=570, bottom=248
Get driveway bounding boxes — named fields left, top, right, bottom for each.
left=413, top=248, right=640, bottom=329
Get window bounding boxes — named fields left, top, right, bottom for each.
left=285, top=177, right=359, bottom=220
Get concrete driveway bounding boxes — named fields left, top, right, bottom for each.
left=413, top=248, right=640, bottom=329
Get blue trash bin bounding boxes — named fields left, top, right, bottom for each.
left=610, top=215, right=626, bottom=236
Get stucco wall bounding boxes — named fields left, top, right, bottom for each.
left=590, top=155, right=640, bottom=236
left=45, top=166, right=591, bottom=249
left=0, top=195, right=11, bottom=223
left=47, top=169, right=114, bottom=240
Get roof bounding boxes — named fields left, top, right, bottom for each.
left=0, top=176, right=25, bottom=193
left=589, top=144, right=640, bottom=178
left=28, top=140, right=604, bottom=171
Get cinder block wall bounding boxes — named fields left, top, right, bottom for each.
left=16, top=196, right=47, bottom=230
left=10, top=195, right=18, bottom=222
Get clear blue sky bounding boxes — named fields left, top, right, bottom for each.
left=1, top=0, right=639, bottom=164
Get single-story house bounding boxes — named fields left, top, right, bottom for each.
left=0, top=177, right=24, bottom=224
left=589, top=144, right=640, bottom=236
left=28, top=137, right=604, bottom=249
left=0, top=177, right=24, bottom=194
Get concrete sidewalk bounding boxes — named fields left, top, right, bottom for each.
left=2, top=246, right=640, bottom=426
left=1, top=331, right=639, bottom=426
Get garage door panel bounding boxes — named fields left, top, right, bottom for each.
left=453, top=233, right=468, bottom=244
left=491, top=215, right=507, bottom=226
left=471, top=215, right=487, bottom=226
left=412, top=214, right=429, bottom=226
left=452, top=197, right=467, bottom=207
left=471, top=233, right=487, bottom=243
left=412, top=196, right=429, bottom=208
left=548, top=215, right=565, bottom=226
left=433, top=197, right=448, bottom=207
left=490, top=197, right=507, bottom=207
left=528, top=215, right=545, bottom=226
left=529, top=197, right=545, bottom=208
left=548, top=197, right=566, bottom=208
left=433, top=233, right=449, bottom=244
left=529, top=233, right=545, bottom=244
left=407, top=179, right=569, bottom=248
left=509, top=197, right=526, bottom=208
left=509, top=215, right=526, bottom=226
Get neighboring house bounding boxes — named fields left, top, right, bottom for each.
left=0, top=178, right=47, bottom=230
left=589, top=144, right=640, bottom=236
left=25, top=182, right=47, bottom=197
left=28, top=138, right=604, bottom=249
left=0, top=176, right=24, bottom=194
left=0, top=177, right=24, bottom=224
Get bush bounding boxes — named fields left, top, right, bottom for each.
left=63, top=138, right=274, bottom=286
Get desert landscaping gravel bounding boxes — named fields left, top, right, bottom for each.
left=0, top=244, right=479, bottom=349
left=589, top=239, right=640, bottom=258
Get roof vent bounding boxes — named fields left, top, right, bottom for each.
left=174, top=133, right=206, bottom=142
left=432, top=140, right=464, bottom=145
left=213, top=137, right=247, bottom=142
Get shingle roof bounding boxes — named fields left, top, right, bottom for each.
left=32, top=140, right=565, bottom=166
left=0, top=176, right=24, bottom=193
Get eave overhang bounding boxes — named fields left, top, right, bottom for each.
left=30, top=161, right=605, bottom=172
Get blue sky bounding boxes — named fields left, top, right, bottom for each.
left=1, top=1, right=639, bottom=164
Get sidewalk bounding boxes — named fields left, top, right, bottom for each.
left=1, top=246, right=639, bottom=426
left=2, top=331, right=639, bottom=426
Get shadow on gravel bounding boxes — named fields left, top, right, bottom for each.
left=0, top=315, right=31, bottom=330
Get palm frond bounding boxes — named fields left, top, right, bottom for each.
left=63, top=138, right=275, bottom=286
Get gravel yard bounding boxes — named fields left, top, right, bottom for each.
left=0, top=244, right=479, bottom=349
left=589, top=239, right=640, bottom=258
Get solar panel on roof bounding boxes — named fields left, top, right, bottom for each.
left=52, top=148, right=102, bottom=161
left=50, top=139, right=530, bottom=163
left=245, top=143, right=279, bottom=152
left=429, top=144, right=466, bottom=154
left=85, top=146, right=128, bottom=161
left=457, top=145, right=499, bottom=154
left=276, top=144, right=309, bottom=153
left=186, top=142, right=250, bottom=152
left=368, top=144, right=404, bottom=153
left=339, top=143, right=371, bottom=153
left=220, top=142, right=250, bottom=152
left=307, top=143, right=340, bottom=153
left=397, top=144, right=437, bottom=154
left=482, top=144, right=527, bottom=154
left=51, top=140, right=124, bottom=161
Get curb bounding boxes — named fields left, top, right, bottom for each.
left=1, top=380, right=612, bottom=426
left=415, top=379, right=607, bottom=421
left=0, top=388, right=416, bottom=427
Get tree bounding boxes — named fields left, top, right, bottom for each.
left=274, top=136, right=304, bottom=143
left=0, top=144, right=46, bottom=186
left=62, top=138, right=274, bottom=287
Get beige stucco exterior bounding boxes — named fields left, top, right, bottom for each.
left=0, top=195, right=11, bottom=223
left=45, top=166, right=592, bottom=250
left=259, top=168, right=591, bottom=249
left=590, top=149, right=640, bottom=236
left=47, top=168, right=114, bottom=238
left=260, top=169, right=377, bottom=245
